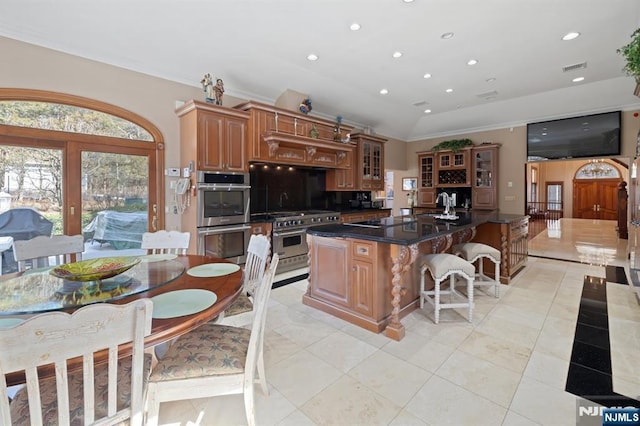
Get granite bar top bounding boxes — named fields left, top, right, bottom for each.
left=306, top=211, right=528, bottom=246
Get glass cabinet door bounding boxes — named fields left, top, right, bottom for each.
left=475, top=150, right=494, bottom=187
left=420, top=155, right=434, bottom=188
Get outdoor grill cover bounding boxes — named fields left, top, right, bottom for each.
left=0, top=207, right=53, bottom=241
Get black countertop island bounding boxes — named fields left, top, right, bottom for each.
left=307, top=210, right=526, bottom=246
left=303, top=210, right=529, bottom=341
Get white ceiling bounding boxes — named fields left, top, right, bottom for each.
left=2, top=0, right=640, bottom=141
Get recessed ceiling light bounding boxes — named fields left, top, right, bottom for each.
left=445, top=88, right=453, bottom=93
left=403, top=0, right=415, bottom=3
left=572, top=76, right=585, bottom=82
left=562, top=32, right=580, bottom=41
left=441, top=32, right=454, bottom=39
left=380, top=89, right=389, bottom=95
left=423, top=73, right=432, bottom=79
left=486, top=77, right=496, bottom=83
left=424, top=109, right=432, bottom=114
left=307, top=54, right=318, bottom=61
left=467, top=59, right=478, bottom=66
left=350, top=22, right=361, bottom=31
left=392, top=51, right=403, bottom=58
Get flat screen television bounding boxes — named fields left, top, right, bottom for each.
left=526, top=111, right=621, bottom=161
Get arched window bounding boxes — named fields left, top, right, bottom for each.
left=0, top=89, right=164, bottom=268
left=575, top=160, right=620, bottom=179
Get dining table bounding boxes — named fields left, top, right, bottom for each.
left=0, top=253, right=244, bottom=387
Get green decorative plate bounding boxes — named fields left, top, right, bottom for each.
left=49, top=256, right=141, bottom=282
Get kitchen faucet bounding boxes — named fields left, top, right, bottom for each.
left=279, top=191, right=288, bottom=208
left=436, top=192, right=456, bottom=216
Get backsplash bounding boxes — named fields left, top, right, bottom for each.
left=249, top=166, right=372, bottom=213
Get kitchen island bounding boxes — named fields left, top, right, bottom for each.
left=304, top=211, right=528, bottom=341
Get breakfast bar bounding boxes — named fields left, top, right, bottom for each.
left=304, top=211, right=528, bottom=341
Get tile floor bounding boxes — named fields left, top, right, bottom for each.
left=157, top=218, right=640, bottom=425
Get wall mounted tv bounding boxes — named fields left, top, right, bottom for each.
left=526, top=111, right=621, bottom=161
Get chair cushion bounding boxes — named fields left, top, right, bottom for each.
left=150, top=324, right=250, bottom=382
left=422, top=253, right=475, bottom=278
left=223, top=293, right=253, bottom=317
left=10, top=354, right=152, bottom=426
left=453, top=242, right=501, bottom=262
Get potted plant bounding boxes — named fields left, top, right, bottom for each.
left=431, top=138, right=474, bottom=152
left=617, top=28, right=640, bottom=97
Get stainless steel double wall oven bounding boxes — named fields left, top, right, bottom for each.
left=196, top=171, right=251, bottom=264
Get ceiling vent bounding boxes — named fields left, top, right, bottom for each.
left=562, top=62, right=587, bottom=73
left=476, top=90, right=498, bottom=99
left=412, top=100, right=427, bottom=107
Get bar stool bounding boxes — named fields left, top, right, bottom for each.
left=419, top=253, right=475, bottom=324
left=453, top=242, right=501, bottom=297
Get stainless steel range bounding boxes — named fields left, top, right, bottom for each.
left=271, top=210, right=341, bottom=273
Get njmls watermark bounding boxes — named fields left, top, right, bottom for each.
left=576, top=397, right=640, bottom=426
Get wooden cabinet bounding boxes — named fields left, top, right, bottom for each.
left=326, top=166, right=356, bottom=190
left=474, top=216, right=528, bottom=283
left=417, top=145, right=499, bottom=209
left=472, top=144, right=499, bottom=210
left=417, top=152, right=436, bottom=207
left=306, top=236, right=380, bottom=329
left=340, top=210, right=391, bottom=223
left=436, top=149, right=471, bottom=187
left=235, top=101, right=355, bottom=170
left=177, top=100, right=249, bottom=173
left=351, top=133, right=386, bottom=191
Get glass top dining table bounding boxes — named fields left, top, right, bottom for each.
left=1, top=254, right=245, bottom=387
left=0, top=256, right=186, bottom=315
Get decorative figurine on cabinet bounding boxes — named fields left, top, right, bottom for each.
left=299, top=98, right=312, bottom=114
left=333, top=115, right=343, bottom=141
left=201, top=73, right=215, bottom=104
left=201, top=74, right=224, bottom=105
left=214, top=78, right=224, bottom=105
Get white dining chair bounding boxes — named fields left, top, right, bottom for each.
left=145, top=254, right=279, bottom=426
left=12, top=234, right=84, bottom=272
left=0, top=299, right=153, bottom=426
left=141, top=230, right=191, bottom=255
left=216, top=233, right=271, bottom=327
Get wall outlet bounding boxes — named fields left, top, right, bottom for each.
left=166, top=168, right=180, bottom=177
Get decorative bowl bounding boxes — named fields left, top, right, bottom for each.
left=50, top=256, right=141, bottom=282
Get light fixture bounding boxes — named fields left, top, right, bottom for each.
left=392, top=51, right=402, bottom=58
left=307, top=54, right=318, bottom=61
left=572, top=76, right=585, bottom=82
left=441, top=32, right=454, bottom=39
left=562, top=32, right=580, bottom=41
left=350, top=22, right=361, bottom=31
left=445, top=88, right=453, bottom=93
left=486, top=77, right=496, bottom=83
left=467, top=59, right=478, bottom=66
left=380, top=88, right=389, bottom=95
left=424, top=109, right=432, bottom=114
left=423, top=73, right=432, bottom=79
left=581, top=159, right=614, bottom=177
left=403, top=0, right=415, bottom=3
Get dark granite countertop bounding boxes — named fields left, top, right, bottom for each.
left=306, top=211, right=528, bottom=246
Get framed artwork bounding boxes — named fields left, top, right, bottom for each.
left=402, top=177, right=417, bottom=191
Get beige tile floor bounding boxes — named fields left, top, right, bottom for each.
left=157, top=219, right=639, bottom=425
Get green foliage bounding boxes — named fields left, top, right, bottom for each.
left=0, top=101, right=153, bottom=140
left=618, top=28, right=640, bottom=79
left=431, top=138, right=474, bottom=152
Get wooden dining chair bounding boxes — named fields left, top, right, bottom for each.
left=141, top=230, right=191, bottom=255
left=12, top=234, right=84, bottom=271
left=145, top=254, right=280, bottom=426
left=0, top=299, right=153, bottom=426
left=216, top=233, right=271, bottom=327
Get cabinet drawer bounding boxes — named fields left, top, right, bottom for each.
left=510, top=219, right=529, bottom=238
left=352, top=241, right=375, bottom=259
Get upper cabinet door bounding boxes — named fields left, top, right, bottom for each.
left=472, top=145, right=499, bottom=210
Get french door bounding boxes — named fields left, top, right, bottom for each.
left=0, top=132, right=159, bottom=245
